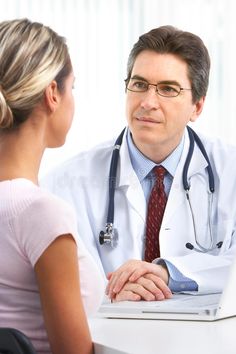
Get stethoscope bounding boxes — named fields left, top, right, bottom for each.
left=99, top=126, right=223, bottom=253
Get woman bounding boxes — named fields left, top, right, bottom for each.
left=0, top=18, right=104, bottom=354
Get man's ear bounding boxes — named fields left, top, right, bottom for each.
left=190, top=96, right=205, bottom=122
left=44, top=80, right=60, bottom=113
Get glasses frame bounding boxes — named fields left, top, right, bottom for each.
left=124, top=78, right=192, bottom=98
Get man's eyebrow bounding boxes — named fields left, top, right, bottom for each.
left=130, top=76, right=181, bottom=86
left=157, top=80, right=181, bottom=86
left=130, top=75, right=148, bottom=81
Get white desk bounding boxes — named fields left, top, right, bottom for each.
left=90, top=316, right=236, bottom=354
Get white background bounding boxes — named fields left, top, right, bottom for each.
left=0, top=0, right=235, bottom=177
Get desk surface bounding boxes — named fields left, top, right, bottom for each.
left=89, top=316, right=236, bottom=354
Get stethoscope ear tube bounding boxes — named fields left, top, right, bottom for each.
left=184, top=127, right=221, bottom=252
left=186, top=241, right=223, bottom=253
left=190, top=128, right=215, bottom=192
left=184, top=126, right=215, bottom=193
left=183, top=127, right=195, bottom=191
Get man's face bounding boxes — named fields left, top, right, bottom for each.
left=126, top=50, right=204, bottom=161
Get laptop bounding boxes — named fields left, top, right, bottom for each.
left=98, top=259, right=236, bottom=321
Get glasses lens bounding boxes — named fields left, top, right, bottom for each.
left=157, top=83, right=180, bottom=97
left=127, top=79, right=148, bottom=92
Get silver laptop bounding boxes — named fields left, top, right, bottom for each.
left=98, top=259, right=236, bottom=321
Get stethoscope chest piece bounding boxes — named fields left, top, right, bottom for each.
left=99, top=223, right=118, bottom=248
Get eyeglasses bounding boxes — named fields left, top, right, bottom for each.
left=125, top=78, right=192, bottom=98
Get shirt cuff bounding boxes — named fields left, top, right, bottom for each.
left=154, top=258, right=198, bottom=292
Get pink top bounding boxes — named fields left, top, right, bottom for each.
left=0, top=178, right=105, bottom=353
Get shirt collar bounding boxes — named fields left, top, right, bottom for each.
left=126, top=129, right=184, bottom=182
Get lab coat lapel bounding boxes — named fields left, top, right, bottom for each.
left=115, top=127, right=208, bottom=225
left=117, top=129, right=146, bottom=222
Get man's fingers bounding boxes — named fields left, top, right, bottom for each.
left=106, top=272, right=113, bottom=280
left=106, top=271, right=128, bottom=297
left=106, top=261, right=170, bottom=300
left=129, top=263, right=168, bottom=283
left=136, top=276, right=165, bottom=300
left=107, top=260, right=145, bottom=297
left=111, top=274, right=172, bottom=302
left=114, top=289, right=141, bottom=302
left=114, top=282, right=155, bottom=302
left=141, top=274, right=172, bottom=299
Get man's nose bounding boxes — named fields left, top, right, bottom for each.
left=140, top=85, right=161, bottom=110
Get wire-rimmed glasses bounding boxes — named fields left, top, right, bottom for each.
left=125, top=78, right=192, bottom=98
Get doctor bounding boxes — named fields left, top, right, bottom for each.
left=42, top=25, right=236, bottom=302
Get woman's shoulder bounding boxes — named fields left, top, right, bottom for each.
left=28, top=182, right=77, bottom=226
left=3, top=178, right=77, bottom=230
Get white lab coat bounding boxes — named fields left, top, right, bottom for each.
left=41, top=128, right=236, bottom=294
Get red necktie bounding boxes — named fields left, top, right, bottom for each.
left=144, top=166, right=167, bottom=262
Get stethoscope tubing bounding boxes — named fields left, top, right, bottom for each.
left=107, top=127, right=126, bottom=224
left=100, top=126, right=222, bottom=252
left=183, top=127, right=215, bottom=193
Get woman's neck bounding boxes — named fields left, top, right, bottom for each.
left=0, top=120, right=46, bottom=184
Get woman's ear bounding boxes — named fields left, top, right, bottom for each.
left=44, top=80, right=60, bottom=113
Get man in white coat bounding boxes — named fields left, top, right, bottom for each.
left=42, top=26, right=236, bottom=302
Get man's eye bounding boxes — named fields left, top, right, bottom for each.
left=132, top=81, right=148, bottom=90
left=158, top=85, right=178, bottom=93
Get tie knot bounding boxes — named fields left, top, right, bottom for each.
left=153, top=165, right=166, bottom=182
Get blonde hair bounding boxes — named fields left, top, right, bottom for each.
left=0, top=18, right=72, bottom=129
